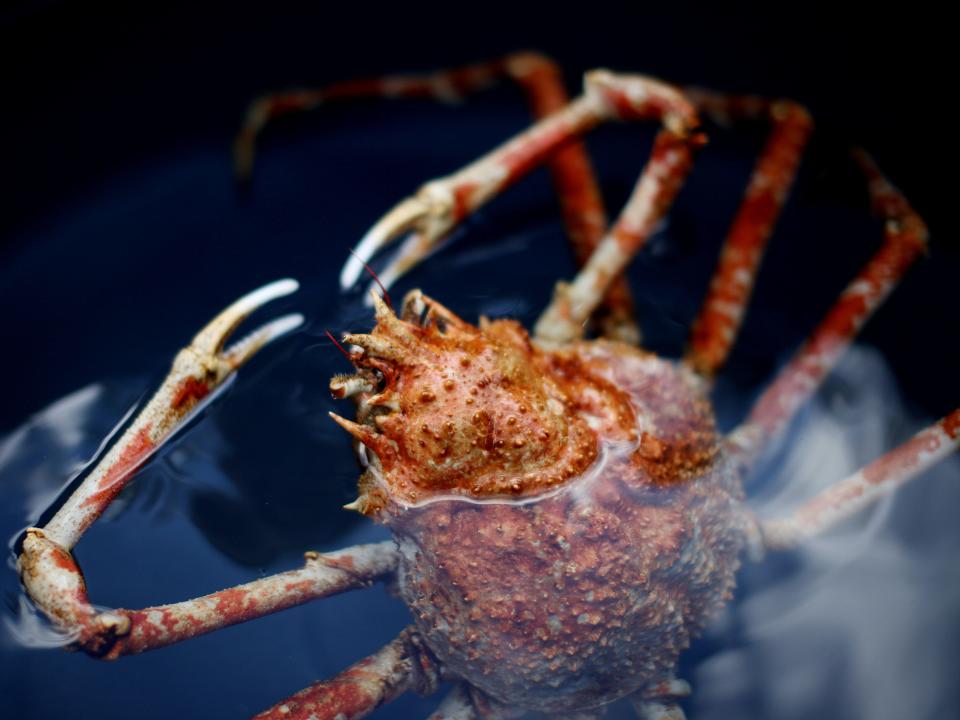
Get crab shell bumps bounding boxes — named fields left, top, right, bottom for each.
left=329, top=290, right=751, bottom=711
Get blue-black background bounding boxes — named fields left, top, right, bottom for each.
left=1, top=3, right=956, bottom=719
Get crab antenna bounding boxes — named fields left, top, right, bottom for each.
left=325, top=330, right=354, bottom=363
left=349, top=247, right=393, bottom=309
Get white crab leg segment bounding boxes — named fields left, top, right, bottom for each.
left=18, top=530, right=397, bottom=658
left=253, top=627, right=439, bottom=720
left=426, top=685, right=478, bottom=720
left=760, top=408, right=960, bottom=550
left=40, top=279, right=302, bottom=551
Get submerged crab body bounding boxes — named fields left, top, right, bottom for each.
left=334, top=293, right=750, bottom=711
left=394, top=453, right=747, bottom=712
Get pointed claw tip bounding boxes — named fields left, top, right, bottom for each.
left=229, top=278, right=300, bottom=322
left=221, top=312, right=305, bottom=369
left=341, top=197, right=429, bottom=290
left=271, top=313, right=305, bottom=335
left=269, top=277, right=300, bottom=296
left=342, top=498, right=362, bottom=512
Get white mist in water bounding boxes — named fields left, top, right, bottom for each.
left=0, top=383, right=110, bottom=525
left=694, top=346, right=960, bottom=720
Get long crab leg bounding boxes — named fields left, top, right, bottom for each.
left=237, top=53, right=638, bottom=341
left=253, top=626, right=439, bottom=720
left=347, top=70, right=701, bottom=345
left=15, top=281, right=394, bottom=657
left=683, top=92, right=813, bottom=376
left=534, top=127, right=701, bottom=343
left=728, top=151, right=929, bottom=461
left=41, top=279, right=303, bottom=550
left=19, top=532, right=397, bottom=658
left=759, top=408, right=960, bottom=550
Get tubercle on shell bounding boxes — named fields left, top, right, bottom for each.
left=329, top=290, right=604, bottom=515
left=329, top=290, right=720, bottom=519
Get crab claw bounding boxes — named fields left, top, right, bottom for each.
left=165, top=277, right=305, bottom=427
left=41, top=278, right=303, bottom=550
left=191, top=278, right=304, bottom=371
left=340, top=182, right=459, bottom=296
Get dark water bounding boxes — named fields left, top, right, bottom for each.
left=2, top=72, right=959, bottom=719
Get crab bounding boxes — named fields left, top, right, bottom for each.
left=15, top=53, right=959, bottom=719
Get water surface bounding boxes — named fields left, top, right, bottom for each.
left=2, top=92, right=958, bottom=719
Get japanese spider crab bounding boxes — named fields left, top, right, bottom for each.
left=15, top=53, right=959, bottom=719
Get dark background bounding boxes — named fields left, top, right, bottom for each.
left=0, top=1, right=954, bottom=430
left=1, top=2, right=956, bottom=719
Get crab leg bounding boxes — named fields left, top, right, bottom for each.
left=534, top=127, right=700, bottom=343
left=18, top=532, right=397, bottom=658
left=684, top=93, right=813, bottom=376
left=426, top=685, right=478, bottom=720
left=14, top=281, right=407, bottom=658
left=237, top=54, right=638, bottom=340
left=235, top=52, right=569, bottom=181
left=760, top=408, right=960, bottom=550
left=253, top=627, right=439, bottom=720
left=38, top=280, right=302, bottom=549
left=729, top=151, right=929, bottom=460
left=347, top=70, right=701, bottom=344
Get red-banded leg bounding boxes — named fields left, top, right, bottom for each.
left=20, top=532, right=396, bottom=658
left=345, top=70, right=702, bottom=345
left=534, top=124, right=701, bottom=343
left=253, top=627, right=439, bottom=720
left=238, top=52, right=638, bottom=342
left=759, top=408, right=960, bottom=550
left=15, top=281, right=398, bottom=658
left=728, top=151, right=929, bottom=462
left=714, top=154, right=960, bottom=549
left=683, top=91, right=813, bottom=376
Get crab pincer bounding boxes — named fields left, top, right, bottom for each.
left=19, top=279, right=303, bottom=649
